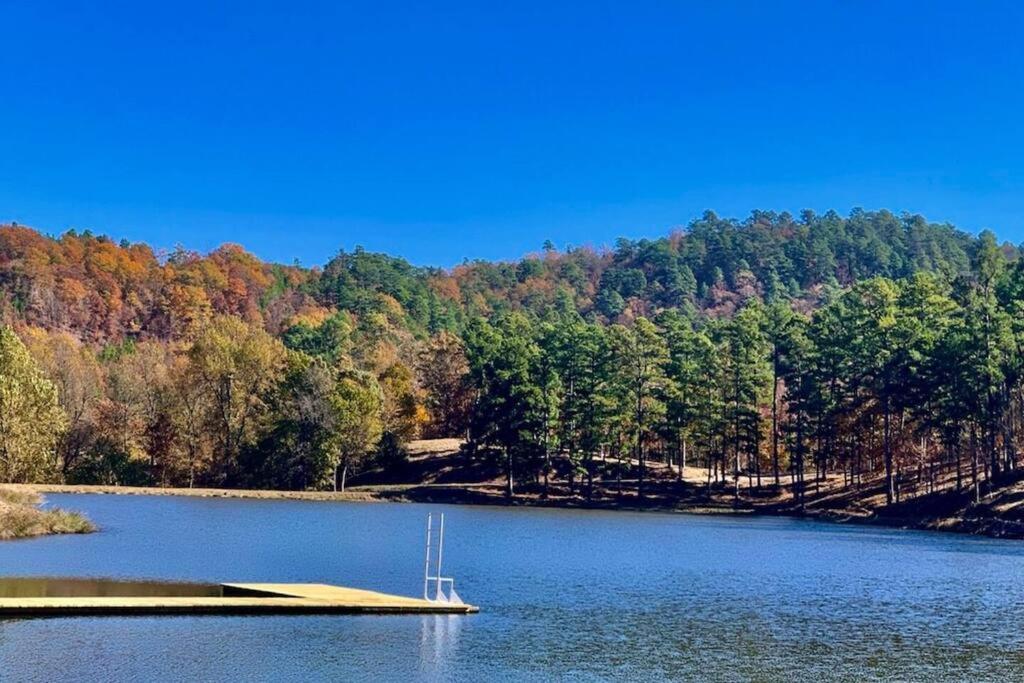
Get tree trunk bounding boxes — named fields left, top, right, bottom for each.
left=542, top=457, right=550, bottom=499
left=971, top=426, right=980, bottom=505
left=681, top=438, right=687, bottom=483
left=568, top=446, right=576, bottom=496
left=706, top=448, right=713, bottom=491
left=883, top=397, right=894, bottom=505
left=954, top=439, right=962, bottom=493
left=637, top=440, right=646, bottom=500
left=755, top=432, right=761, bottom=491
left=505, top=448, right=514, bottom=498
left=586, top=452, right=594, bottom=501
left=771, top=361, right=780, bottom=488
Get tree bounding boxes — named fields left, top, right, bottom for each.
left=893, top=274, right=957, bottom=494
left=188, top=315, right=287, bottom=485
left=720, top=303, right=770, bottom=494
left=0, top=327, right=66, bottom=482
left=133, top=342, right=178, bottom=483
left=378, top=361, right=423, bottom=442
left=779, top=317, right=813, bottom=507
left=418, top=331, right=472, bottom=438
left=281, top=312, right=352, bottom=364
left=660, top=311, right=718, bottom=483
left=242, top=353, right=341, bottom=490
left=608, top=317, right=667, bottom=498
left=170, top=355, right=211, bottom=488
left=763, top=301, right=798, bottom=487
left=464, top=314, right=546, bottom=498
left=969, top=231, right=1010, bottom=482
left=20, top=328, right=103, bottom=479
left=3, top=211, right=1023, bottom=504
left=333, top=369, right=384, bottom=492
left=546, top=314, right=612, bottom=496
left=534, top=321, right=563, bottom=497
left=96, top=346, right=148, bottom=463
left=596, top=288, right=626, bottom=319
left=845, top=279, right=901, bottom=503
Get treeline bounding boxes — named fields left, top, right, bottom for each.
left=2, top=209, right=1009, bottom=342
left=463, top=232, right=1024, bottom=506
left=0, top=317, right=472, bottom=489
left=0, top=210, right=1021, bottom=500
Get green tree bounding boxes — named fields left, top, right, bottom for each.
left=241, top=353, right=341, bottom=490
left=720, top=303, right=771, bottom=494
left=763, top=301, right=799, bottom=487
left=534, top=321, right=563, bottom=497
left=465, top=314, right=546, bottom=498
left=659, top=311, right=712, bottom=481
left=608, top=317, right=667, bottom=498
left=545, top=314, right=612, bottom=496
left=281, top=312, right=352, bottom=364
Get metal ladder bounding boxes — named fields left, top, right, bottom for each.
left=422, top=512, right=463, bottom=604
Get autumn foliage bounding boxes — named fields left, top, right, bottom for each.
left=0, top=209, right=1016, bottom=495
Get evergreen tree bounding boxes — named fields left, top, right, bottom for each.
left=608, top=318, right=667, bottom=498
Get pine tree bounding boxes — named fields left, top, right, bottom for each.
left=608, top=318, right=667, bottom=498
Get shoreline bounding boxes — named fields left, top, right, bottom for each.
left=18, top=481, right=1024, bottom=541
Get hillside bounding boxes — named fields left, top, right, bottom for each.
left=1, top=209, right=1009, bottom=343
left=350, top=440, right=1024, bottom=539
left=1, top=208, right=1024, bottom=538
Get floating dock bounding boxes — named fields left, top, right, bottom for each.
left=0, top=513, right=475, bottom=617
left=0, top=582, right=478, bottom=617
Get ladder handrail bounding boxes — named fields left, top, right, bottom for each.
left=422, top=513, right=433, bottom=601
left=435, top=513, right=445, bottom=601
left=422, top=512, right=460, bottom=603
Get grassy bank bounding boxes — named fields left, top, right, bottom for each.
left=0, top=488, right=94, bottom=540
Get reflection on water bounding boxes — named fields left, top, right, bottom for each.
left=0, top=494, right=1022, bottom=681
left=418, top=613, right=462, bottom=676
left=0, top=577, right=221, bottom=598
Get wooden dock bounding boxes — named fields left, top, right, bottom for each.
left=0, top=583, right=478, bottom=616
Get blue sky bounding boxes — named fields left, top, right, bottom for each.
left=1, top=1, right=1022, bottom=267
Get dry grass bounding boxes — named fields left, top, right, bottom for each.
left=0, top=487, right=94, bottom=540
left=0, top=487, right=43, bottom=507
left=406, top=438, right=464, bottom=456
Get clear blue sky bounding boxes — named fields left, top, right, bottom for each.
left=2, top=1, right=1022, bottom=267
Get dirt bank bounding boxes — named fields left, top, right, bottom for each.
left=17, top=438, right=1024, bottom=541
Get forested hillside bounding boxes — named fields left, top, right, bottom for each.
left=0, top=209, right=1021, bottom=509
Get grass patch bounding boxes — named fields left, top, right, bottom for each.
left=0, top=488, right=94, bottom=540
left=0, top=488, right=43, bottom=507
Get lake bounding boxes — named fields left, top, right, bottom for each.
left=0, top=494, right=1022, bottom=682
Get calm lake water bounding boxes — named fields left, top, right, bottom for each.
left=0, top=495, right=1022, bottom=682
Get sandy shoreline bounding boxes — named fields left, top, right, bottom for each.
left=17, top=483, right=387, bottom=503
left=20, top=481, right=737, bottom=512
left=15, top=473, right=1024, bottom=541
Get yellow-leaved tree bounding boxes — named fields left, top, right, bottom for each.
left=0, top=327, right=67, bottom=482
left=332, top=370, right=383, bottom=492
left=188, top=315, right=287, bottom=486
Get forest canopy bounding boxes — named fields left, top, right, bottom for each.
left=0, top=209, right=1019, bottom=502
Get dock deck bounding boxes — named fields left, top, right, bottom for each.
left=0, top=583, right=478, bottom=616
